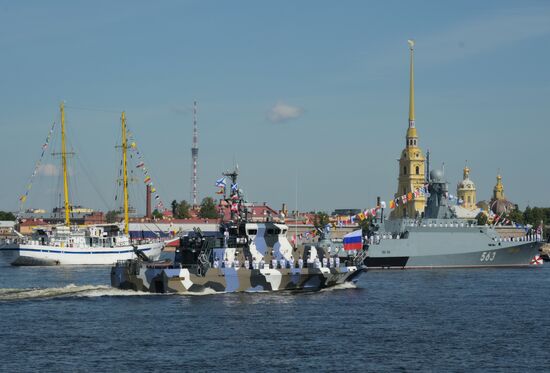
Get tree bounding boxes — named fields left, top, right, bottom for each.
left=171, top=200, right=178, bottom=216
left=476, top=212, right=488, bottom=226
left=508, top=209, right=524, bottom=225
left=313, top=212, right=330, bottom=230
left=152, top=209, right=163, bottom=220
left=175, top=200, right=191, bottom=219
left=105, top=210, right=118, bottom=223
left=198, top=197, right=218, bottom=219
left=0, top=211, right=16, bottom=221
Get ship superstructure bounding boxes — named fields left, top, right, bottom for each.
left=111, top=168, right=365, bottom=293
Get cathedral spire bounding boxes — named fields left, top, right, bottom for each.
left=408, top=39, right=415, bottom=128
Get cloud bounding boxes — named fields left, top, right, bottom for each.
left=267, top=102, right=304, bottom=123
left=37, top=163, right=59, bottom=177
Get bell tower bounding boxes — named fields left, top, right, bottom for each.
left=392, top=40, right=426, bottom=219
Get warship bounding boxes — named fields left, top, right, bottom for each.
left=361, top=169, right=543, bottom=269
left=111, top=169, right=366, bottom=293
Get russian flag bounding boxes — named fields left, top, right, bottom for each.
left=343, top=229, right=362, bottom=251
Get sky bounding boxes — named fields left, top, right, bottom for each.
left=0, top=0, right=549, bottom=215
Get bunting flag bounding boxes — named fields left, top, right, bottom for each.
left=216, top=177, right=227, bottom=188
left=216, top=187, right=225, bottom=195
left=231, top=183, right=238, bottom=192
left=389, top=200, right=395, bottom=209
left=126, top=128, right=167, bottom=212
left=17, top=121, right=56, bottom=217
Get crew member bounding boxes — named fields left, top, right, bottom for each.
left=213, top=257, right=220, bottom=269
left=298, top=256, right=304, bottom=269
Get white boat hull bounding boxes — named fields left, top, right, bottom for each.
left=3, top=242, right=164, bottom=266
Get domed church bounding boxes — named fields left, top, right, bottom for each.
left=477, top=174, right=517, bottom=215
left=457, top=166, right=476, bottom=210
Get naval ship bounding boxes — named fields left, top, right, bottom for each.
left=361, top=169, right=543, bottom=269
left=111, top=169, right=365, bottom=293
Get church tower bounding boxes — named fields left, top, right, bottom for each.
left=392, top=40, right=426, bottom=219
left=457, top=166, right=477, bottom=210
left=493, top=174, right=505, bottom=200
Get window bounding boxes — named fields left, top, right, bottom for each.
left=467, top=196, right=471, bottom=203
left=415, top=166, right=420, bottom=175
left=247, top=229, right=257, bottom=235
left=403, top=166, right=407, bottom=175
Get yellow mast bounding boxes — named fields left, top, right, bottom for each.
left=121, top=111, right=129, bottom=235
left=60, top=102, right=71, bottom=226
left=408, top=39, right=415, bottom=125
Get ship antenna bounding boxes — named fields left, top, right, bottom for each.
left=191, top=100, right=199, bottom=208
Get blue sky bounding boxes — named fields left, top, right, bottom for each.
left=0, top=0, right=549, bottom=215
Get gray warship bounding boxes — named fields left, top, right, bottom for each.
left=111, top=169, right=365, bottom=293
left=360, top=169, right=543, bottom=269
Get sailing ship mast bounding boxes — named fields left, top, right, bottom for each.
left=121, top=111, right=130, bottom=235
left=60, top=102, right=71, bottom=226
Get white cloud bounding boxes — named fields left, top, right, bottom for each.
left=267, top=102, right=304, bottom=123
left=37, top=163, right=59, bottom=177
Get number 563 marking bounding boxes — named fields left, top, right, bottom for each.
left=480, top=251, right=496, bottom=262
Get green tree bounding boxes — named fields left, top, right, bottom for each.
left=507, top=209, right=524, bottom=224
left=198, top=197, right=218, bottom=219
left=152, top=209, right=163, bottom=219
left=105, top=210, right=118, bottom=223
left=0, top=211, right=16, bottom=221
left=476, top=212, right=488, bottom=226
left=171, top=200, right=178, bottom=216
left=175, top=200, right=191, bottom=219
left=313, top=211, right=330, bottom=230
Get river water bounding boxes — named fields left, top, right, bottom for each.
left=0, top=251, right=548, bottom=372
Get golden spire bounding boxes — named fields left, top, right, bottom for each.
left=408, top=39, right=415, bottom=126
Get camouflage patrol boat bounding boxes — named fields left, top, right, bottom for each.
left=111, top=169, right=365, bottom=293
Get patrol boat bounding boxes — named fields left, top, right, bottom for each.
left=111, top=169, right=365, bottom=293
left=362, top=169, right=543, bottom=269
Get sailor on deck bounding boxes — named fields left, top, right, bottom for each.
left=224, top=257, right=230, bottom=269
left=298, top=256, right=304, bottom=269
left=335, top=256, right=340, bottom=268
left=259, top=257, right=265, bottom=269
left=213, top=257, right=220, bottom=269
left=271, top=256, right=278, bottom=269
left=233, top=255, right=239, bottom=269
left=252, top=257, right=258, bottom=269
left=244, top=257, right=250, bottom=269
left=329, top=256, right=335, bottom=268
left=322, top=256, right=328, bottom=268
left=279, top=257, right=286, bottom=269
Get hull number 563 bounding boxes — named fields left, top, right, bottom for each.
left=480, top=251, right=496, bottom=262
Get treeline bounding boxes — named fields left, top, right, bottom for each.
left=0, top=211, right=16, bottom=221
left=506, top=206, right=550, bottom=227
left=170, top=197, right=218, bottom=219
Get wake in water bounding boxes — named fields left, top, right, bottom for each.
left=319, top=281, right=358, bottom=292
left=0, top=284, right=156, bottom=301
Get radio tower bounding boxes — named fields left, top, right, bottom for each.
left=191, top=101, right=199, bottom=207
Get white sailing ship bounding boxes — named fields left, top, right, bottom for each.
left=4, top=103, right=164, bottom=265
